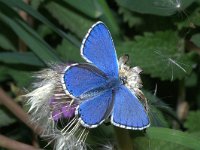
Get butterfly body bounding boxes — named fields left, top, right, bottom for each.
left=62, top=21, right=150, bottom=130
left=79, top=77, right=121, bottom=99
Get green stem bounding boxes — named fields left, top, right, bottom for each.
left=174, top=79, right=188, bottom=129
left=177, top=79, right=185, bottom=104
left=114, top=127, right=133, bottom=150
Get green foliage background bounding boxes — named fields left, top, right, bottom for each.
left=0, top=0, right=200, bottom=149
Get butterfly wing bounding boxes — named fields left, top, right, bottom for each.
left=111, top=85, right=150, bottom=130
left=62, top=64, right=108, bottom=98
left=76, top=90, right=113, bottom=128
left=81, top=21, right=119, bottom=78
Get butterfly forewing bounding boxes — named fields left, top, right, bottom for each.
left=81, top=21, right=119, bottom=78
left=62, top=64, right=108, bottom=98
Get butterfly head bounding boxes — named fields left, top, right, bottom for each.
left=119, top=56, right=143, bottom=90
left=120, top=76, right=128, bottom=85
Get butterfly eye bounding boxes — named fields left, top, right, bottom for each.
left=120, top=76, right=127, bottom=85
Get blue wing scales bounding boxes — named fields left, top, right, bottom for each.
left=62, top=64, right=108, bottom=98
left=76, top=90, right=113, bottom=128
left=111, top=85, right=150, bottom=130
left=81, top=21, right=119, bottom=78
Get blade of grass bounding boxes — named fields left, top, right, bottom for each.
left=0, top=0, right=80, bottom=47
left=63, top=0, right=103, bottom=18
left=147, top=127, right=200, bottom=150
left=0, top=34, right=17, bottom=51
left=0, top=52, right=44, bottom=66
left=0, top=12, right=61, bottom=65
left=98, top=0, right=120, bottom=38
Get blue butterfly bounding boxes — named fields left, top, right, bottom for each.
left=62, top=21, right=150, bottom=130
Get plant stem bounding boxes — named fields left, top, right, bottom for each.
left=0, top=88, right=42, bottom=135
left=0, top=134, right=39, bottom=150
left=114, top=127, right=133, bottom=150
left=174, top=79, right=189, bottom=129
left=18, top=0, right=31, bottom=52
left=177, top=79, right=185, bottom=104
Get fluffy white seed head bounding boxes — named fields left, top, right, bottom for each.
left=24, top=65, right=88, bottom=149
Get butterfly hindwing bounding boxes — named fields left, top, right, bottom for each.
left=111, top=85, right=150, bottom=130
left=81, top=21, right=119, bottom=78
left=62, top=64, right=108, bottom=97
left=77, top=90, right=113, bottom=128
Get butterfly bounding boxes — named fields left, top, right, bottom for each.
left=61, top=21, right=150, bottom=130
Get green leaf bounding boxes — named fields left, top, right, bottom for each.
left=185, top=72, right=198, bottom=87
left=0, top=52, right=44, bottom=66
left=30, top=0, right=44, bottom=9
left=45, top=1, right=94, bottom=39
left=119, top=7, right=144, bottom=28
left=0, top=107, right=16, bottom=127
left=117, top=31, right=194, bottom=80
left=0, top=0, right=80, bottom=47
left=56, top=39, right=83, bottom=62
left=0, top=12, right=61, bottom=65
left=116, top=0, right=195, bottom=16
left=143, top=90, right=180, bottom=127
left=147, top=127, right=200, bottom=150
left=87, top=124, right=115, bottom=145
left=149, top=105, right=170, bottom=127
left=9, top=70, right=31, bottom=87
left=184, top=111, right=200, bottom=133
left=175, top=8, right=200, bottom=30
left=134, top=136, right=190, bottom=150
left=0, top=34, right=16, bottom=51
left=144, top=92, right=169, bottom=127
left=37, top=24, right=53, bottom=38
left=191, top=33, right=200, bottom=48
left=0, top=66, right=31, bottom=87
left=63, top=0, right=103, bottom=18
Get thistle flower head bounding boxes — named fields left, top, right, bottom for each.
left=119, top=55, right=143, bottom=90
left=25, top=64, right=87, bottom=149
left=25, top=68, right=59, bottom=135
left=119, top=55, right=149, bottom=112
left=25, top=56, right=149, bottom=149
left=52, top=128, right=87, bottom=150
left=49, top=96, right=77, bottom=121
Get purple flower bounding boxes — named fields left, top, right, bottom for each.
left=50, top=97, right=77, bottom=121
left=62, top=105, right=76, bottom=118
left=52, top=109, right=62, bottom=122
